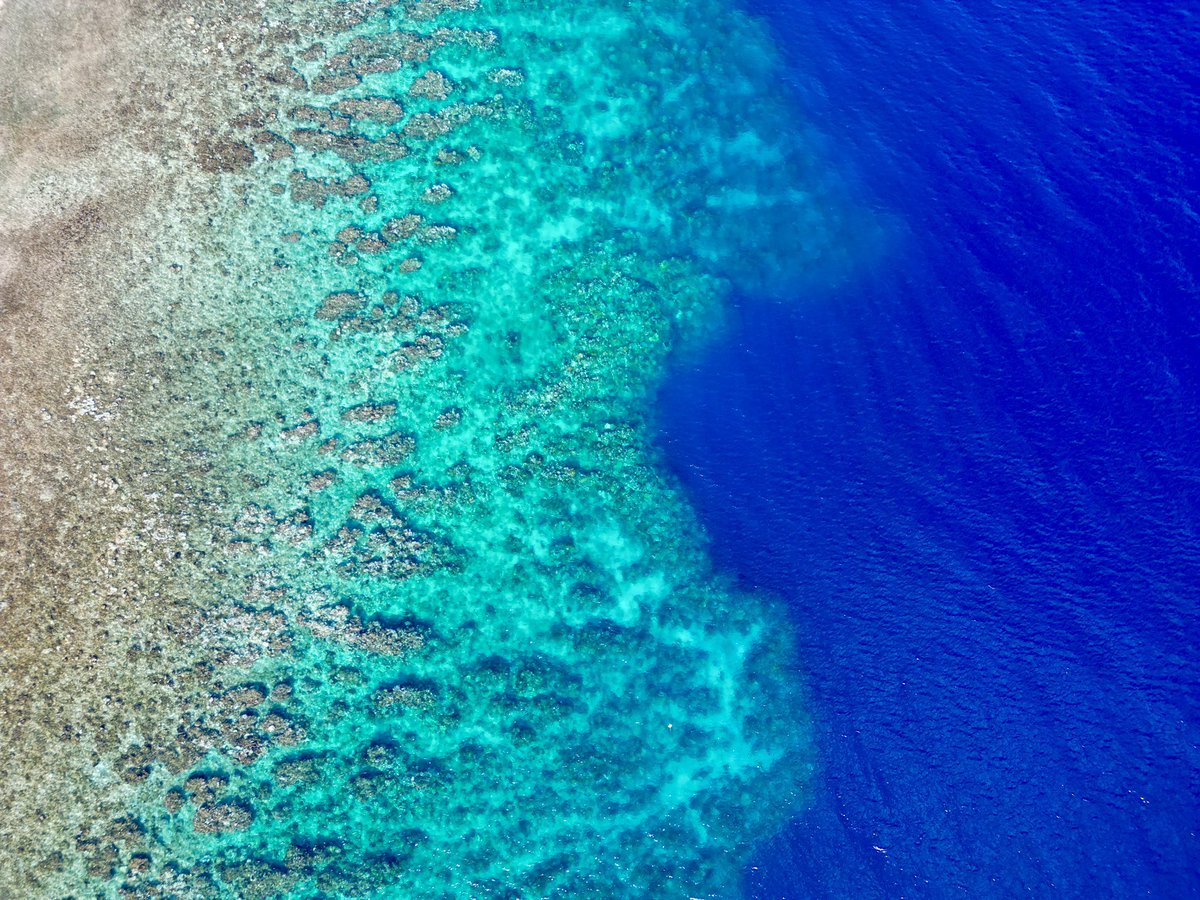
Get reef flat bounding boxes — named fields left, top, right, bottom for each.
left=0, top=0, right=850, bottom=896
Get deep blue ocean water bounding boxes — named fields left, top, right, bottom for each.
left=658, top=2, right=1200, bottom=897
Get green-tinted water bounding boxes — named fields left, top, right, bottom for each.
left=91, top=0, right=854, bottom=896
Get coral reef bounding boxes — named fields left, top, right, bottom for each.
left=0, top=0, right=855, bottom=894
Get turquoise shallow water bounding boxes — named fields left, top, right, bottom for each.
left=92, top=1, right=860, bottom=896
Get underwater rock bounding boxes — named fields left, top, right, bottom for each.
left=298, top=605, right=426, bottom=656
left=274, top=755, right=321, bottom=788
left=260, top=711, right=304, bottom=744
left=274, top=509, right=314, bottom=545
left=183, top=775, right=227, bottom=806
left=291, top=105, right=352, bottom=132
left=230, top=421, right=265, bottom=442
left=433, top=146, right=475, bottom=166
left=266, top=64, right=307, bottom=91
left=406, top=0, right=479, bottom=22
left=408, top=69, right=454, bottom=101
left=336, top=33, right=434, bottom=71
left=402, top=112, right=455, bottom=140
left=403, top=100, right=500, bottom=141
left=381, top=214, right=424, bottom=243
left=340, top=432, right=416, bottom=467
left=428, top=27, right=499, bottom=51
left=433, top=407, right=462, bottom=430
left=220, top=860, right=300, bottom=900
left=163, top=789, right=186, bottom=814
left=341, top=401, right=397, bottom=424
left=390, top=473, right=463, bottom=512
left=128, top=852, right=151, bottom=877
left=82, top=841, right=118, bottom=880
left=421, top=182, right=454, bottom=204
left=494, top=424, right=536, bottom=453
left=291, top=129, right=409, bottom=163
left=192, top=801, right=254, bottom=834
left=322, top=514, right=455, bottom=580
left=310, top=72, right=362, bottom=95
left=356, top=234, right=389, bottom=254
left=194, top=607, right=292, bottom=668
left=233, top=504, right=276, bottom=535
left=335, top=96, right=405, bottom=124
left=195, top=137, right=255, bottom=174
left=305, top=470, right=338, bottom=492
left=221, top=685, right=267, bottom=709
left=349, top=490, right=401, bottom=524
left=279, top=419, right=320, bottom=441
left=251, top=130, right=295, bottom=160
left=230, top=108, right=278, bottom=129
left=373, top=683, right=438, bottom=709
left=487, top=66, right=525, bottom=87
left=417, top=224, right=458, bottom=244
left=316, top=291, right=367, bottom=321
left=288, top=170, right=372, bottom=208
